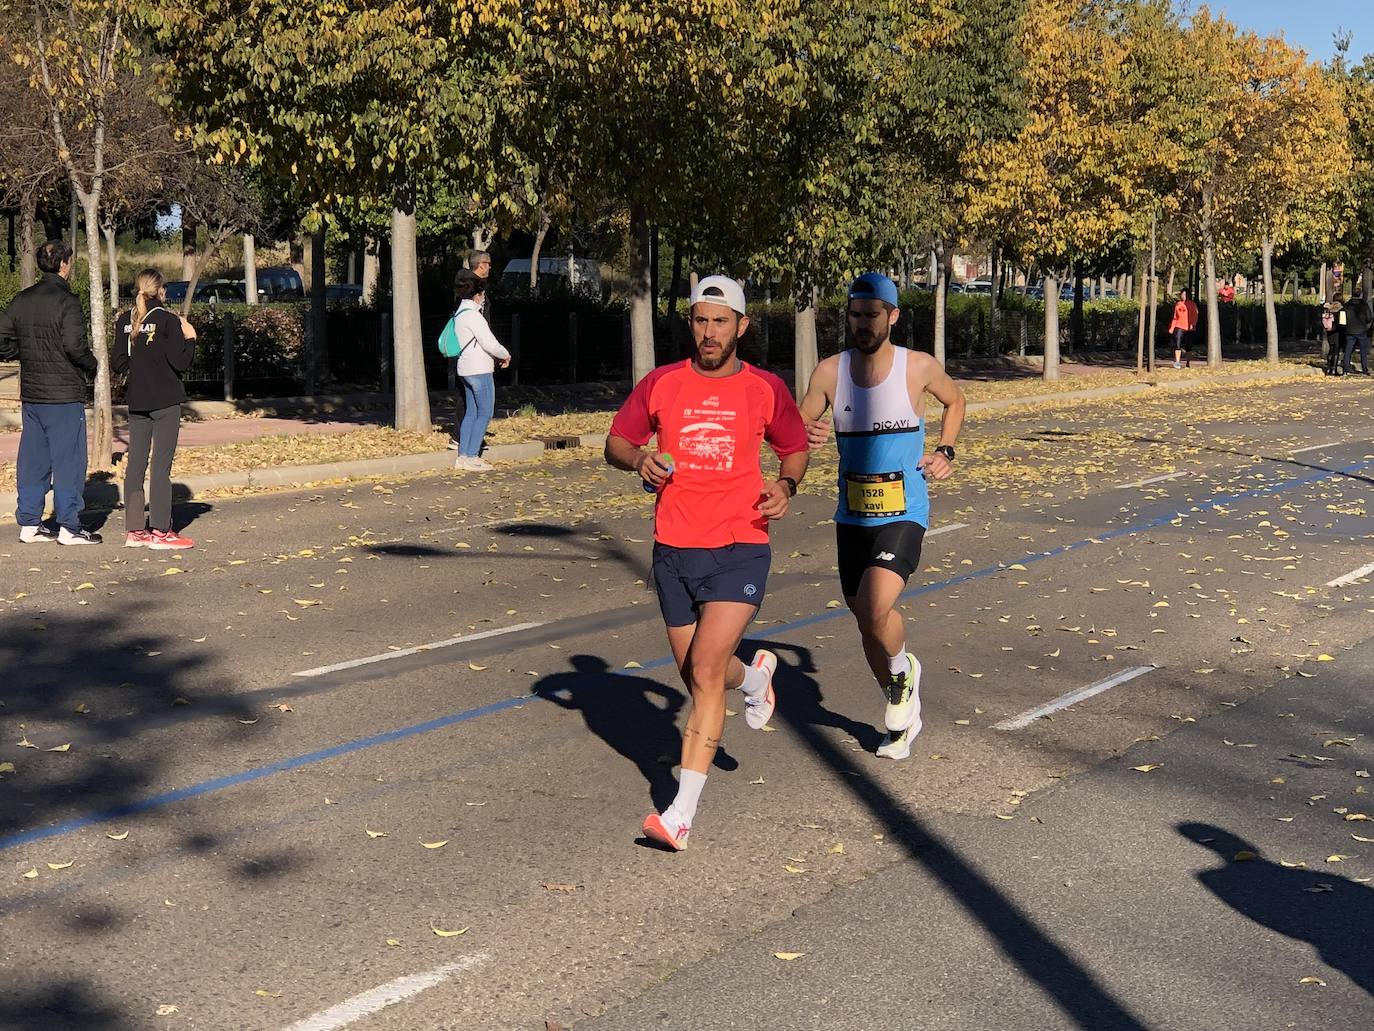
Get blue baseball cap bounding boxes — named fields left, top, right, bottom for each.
left=848, top=272, right=899, bottom=308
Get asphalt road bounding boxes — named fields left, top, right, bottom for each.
left=0, top=376, right=1371, bottom=1031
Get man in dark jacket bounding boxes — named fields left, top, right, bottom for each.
left=0, top=240, right=102, bottom=544
left=1342, top=293, right=1372, bottom=376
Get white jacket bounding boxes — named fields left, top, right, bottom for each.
left=451, top=300, right=511, bottom=377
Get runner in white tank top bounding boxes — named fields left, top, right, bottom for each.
left=799, top=273, right=967, bottom=760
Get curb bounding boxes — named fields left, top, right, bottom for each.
left=0, top=439, right=550, bottom=516
left=960, top=367, right=1317, bottom=416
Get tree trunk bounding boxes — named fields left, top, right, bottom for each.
left=472, top=225, right=495, bottom=252
left=103, top=219, right=118, bottom=311
left=243, top=233, right=258, bottom=305
left=361, top=237, right=379, bottom=306
left=390, top=197, right=431, bottom=432
left=1042, top=271, right=1060, bottom=381
left=933, top=242, right=949, bottom=364
left=181, top=218, right=196, bottom=279
left=1261, top=237, right=1279, bottom=365
left=988, top=242, right=1001, bottom=358
left=1165, top=265, right=1176, bottom=298
left=77, top=191, right=113, bottom=470
left=650, top=224, right=660, bottom=323
left=628, top=204, right=655, bottom=383
left=19, top=192, right=37, bottom=289
left=794, top=284, right=818, bottom=393
left=528, top=206, right=551, bottom=291
left=310, top=224, right=329, bottom=383
left=1070, top=270, right=1085, bottom=355
left=1135, top=258, right=1147, bottom=375
left=666, top=244, right=684, bottom=326
left=1203, top=243, right=1222, bottom=367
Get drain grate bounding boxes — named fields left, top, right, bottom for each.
left=536, top=434, right=583, bottom=450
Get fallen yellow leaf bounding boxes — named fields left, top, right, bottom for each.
left=106, top=830, right=129, bottom=841
left=385, top=938, right=402, bottom=947
left=774, top=952, right=804, bottom=961
left=1131, top=764, right=1162, bottom=773
left=468, top=662, right=488, bottom=671
left=1232, top=851, right=1258, bottom=862
left=431, top=925, right=469, bottom=937
left=365, top=829, right=388, bottom=839
left=623, top=661, right=643, bottom=669
left=1299, top=977, right=1326, bottom=986
left=21, top=868, right=37, bottom=879
left=46, top=861, right=73, bottom=870
left=421, top=840, right=449, bottom=849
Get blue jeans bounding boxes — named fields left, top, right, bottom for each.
left=1344, top=334, right=1370, bottom=374
left=459, top=374, right=495, bottom=457
left=16, top=402, right=88, bottom=532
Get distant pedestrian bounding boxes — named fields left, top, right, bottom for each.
left=0, top=239, right=101, bottom=544
left=112, top=268, right=199, bottom=549
left=1169, top=288, right=1199, bottom=369
left=1218, top=280, right=1235, bottom=304
left=450, top=268, right=510, bottom=471
left=1341, top=292, right=1372, bottom=376
left=467, top=250, right=492, bottom=286
left=1321, top=294, right=1345, bottom=376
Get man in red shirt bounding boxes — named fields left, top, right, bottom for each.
left=606, top=275, right=810, bottom=850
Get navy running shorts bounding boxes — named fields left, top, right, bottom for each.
left=651, top=542, right=771, bottom=628
left=836, top=520, right=926, bottom=598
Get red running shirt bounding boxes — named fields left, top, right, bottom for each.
left=610, top=360, right=808, bottom=548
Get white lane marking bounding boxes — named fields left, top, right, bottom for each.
left=1116, top=472, right=1184, bottom=489
left=282, top=954, right=490, bottom=1031
left=926, top=522, right=968, bottom=536
left=1327, top=561, right=1374, bottom=588
left=293, top=623, right=546, bottom=678
left=993, top=666, right=1154, bottom=731
left=1292, top=441, right=1344, bottom=455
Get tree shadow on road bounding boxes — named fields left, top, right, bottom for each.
left=1179, top=822, right=1374, bottom=997
left=758, top=641, right=1152, bottom=1031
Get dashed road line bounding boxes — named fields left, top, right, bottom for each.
left=1115, top=472, right=1184, bottom=489
left=281, top=955, right=491, bottom=1031
left=1292, top=441, right=1345, bottom=455
left=993, top=666, right=1155, bottom=731
left=292, top=622, right=546, bottom=678
left=1327, top=561, right=1374, bottom=589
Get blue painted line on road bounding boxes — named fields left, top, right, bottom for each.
left=0, top=695, right=531, bottom=852
left=6, top=457, right=1372, bottom=853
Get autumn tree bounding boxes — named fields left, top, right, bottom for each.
left=967, top=0, right=1147, bottom=380
left=143, top=1, right=526, bottom=431
left=11, top=0, right=140, bottom=468
left=1220, top=38, right=1347, bottom=363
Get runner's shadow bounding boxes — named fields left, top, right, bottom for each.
left=1179, top=822, right=1374, bottom=996
left=535, top=655, right=738, bottom=812
left=746, top=639, right=885, bottom=753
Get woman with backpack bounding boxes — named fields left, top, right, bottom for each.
left=111, top=268, right=198, bottom=549
left=447, top=268, right=510, bottom=471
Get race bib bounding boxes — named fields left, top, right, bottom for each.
left=845, top=471, right=906, bottom=518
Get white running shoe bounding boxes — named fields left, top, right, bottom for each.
left=743, top=649, right=777, bottom=730
left=18, top=524, right=57, bottom=544
left=877, top=720, right=921, bottom=760
left=883, top=653, right=922, bottom=733
left=453, top=455, right=476, bottom=470
left=58, top=527, right=102, bottom=545
left=447, top=437, right=461, bottom=450
left=466, top=457, right=494, bottom=471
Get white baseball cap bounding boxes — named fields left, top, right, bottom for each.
left=689, top=275, right=747, bottom=315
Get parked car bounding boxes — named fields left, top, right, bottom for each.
left=963, top=278, right=994, bottom=294
left=499, top=257, right=603, bottom=297
left=251, top=266, right=305, bottom=301
left=162, top=280, right=246, bottom=304
left=325, top=283, right=363, bottom=302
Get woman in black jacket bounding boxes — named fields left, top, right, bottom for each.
left=112, top=268, right=198, bottom=550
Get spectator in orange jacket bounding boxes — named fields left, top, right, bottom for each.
left=1169, top=289, right=1199, bottom=369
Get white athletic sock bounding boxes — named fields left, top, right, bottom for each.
left=887, top=650, right=909, bottom=677
left=663, top=769, right=708, bottom=828
left=739, top=661, right=769, bottom=700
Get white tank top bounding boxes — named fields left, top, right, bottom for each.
left=832, top=347, right=928, bottom=527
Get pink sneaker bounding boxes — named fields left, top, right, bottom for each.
left=642, top=812, right=690, bottom=851
left=148, top=529, right=194, bottom=551
left=124, top=530, right=153, bottom=548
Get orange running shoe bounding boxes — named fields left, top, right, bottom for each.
left=642, top=812, right=689, bottom=851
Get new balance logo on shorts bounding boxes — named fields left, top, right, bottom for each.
left=877, top=551, right=896, bottom=561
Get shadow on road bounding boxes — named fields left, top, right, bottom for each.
left=1180, top=822, right=1374, bottom=997
left=762, top=643, right=1152, bottom=1031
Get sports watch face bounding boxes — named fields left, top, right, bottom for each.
left=935, top=445, right=955, bottom=462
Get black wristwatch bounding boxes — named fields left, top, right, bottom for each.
left=778, top=476, right=798, bottom=497
left=934, top=445, right=956, bottom=462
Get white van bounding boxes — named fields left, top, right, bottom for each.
left=500, top=257, right=603, bottom=296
